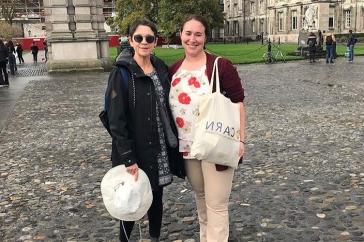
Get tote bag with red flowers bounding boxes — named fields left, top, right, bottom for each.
left=190, top=57, right=241, bottom=168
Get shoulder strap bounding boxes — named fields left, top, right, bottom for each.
left=119, top=67, right=131, bottom=111
left=119, top=67, right=129, bottom=88
left=104, top=66, right=130, bottom=112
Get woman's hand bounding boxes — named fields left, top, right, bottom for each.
left=126, top=163, right=139, bottom=181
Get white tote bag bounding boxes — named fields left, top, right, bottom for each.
left=190, top=57, right=241, bottom=168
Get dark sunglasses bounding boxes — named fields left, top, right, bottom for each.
left=133, top=35, right=156, bottom=44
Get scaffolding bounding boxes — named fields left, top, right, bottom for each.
left=9, top=0, right=115, bottom=22
left=13, top=0, right=44, bottom=22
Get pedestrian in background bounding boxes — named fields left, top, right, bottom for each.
left=16, top=43, right=24, bottom=64
left=332, top=32, right=337, bottom=59
left=7, top=41, right=17, bottom=75
left=347, top=29, right=357, bottom=63
left=267, top=39, right=273, bottom=63
left=104, top=18, right=185, bottom=242
left=117, top=36, right=131, bottom=56
left=325, top=33, right=334, bottom=64
left=31, top=42, right=39, bottom=62
left=307, top=32, right=317, bottom=63
left=169, top=14, right=245, bottom=242
left=0, top=40, right=9, bottom=87
left=43, top=40, right=48, bottom=62
left=317, top=30, right=323, bottom=47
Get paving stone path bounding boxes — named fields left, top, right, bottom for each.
left=0, top=57, right=363, bottom=242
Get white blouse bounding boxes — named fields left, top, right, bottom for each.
left=169, top=65, right=210, bottom=159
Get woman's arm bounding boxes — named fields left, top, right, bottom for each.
left=218, top=58, right=246, bottom=157
left=219, top=58, right=245, bottom=103
left=107, top=68, right=138, bottom=167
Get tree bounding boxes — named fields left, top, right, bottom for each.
left=114, top=0, right=159, bottom=34
left=0, top=0, right=22, bottom=25
left=113, top=0, right=224, bottom=39
left=0, top=22, right=23, bottom=40
left=158, top=0, right=224, bottom=40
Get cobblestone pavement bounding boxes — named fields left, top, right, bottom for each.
left=0, top=51, right=47, bottom=130
left=0, top=75, right=31, bottom=130
left=0, top=57, right=363, bottom=242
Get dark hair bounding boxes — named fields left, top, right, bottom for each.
left=128, top=18, right=158, bottom=37
left=7, top=40, right=14, bottom=48
left=180, top=14, right=210, bottom=37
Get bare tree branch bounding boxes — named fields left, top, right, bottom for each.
left=0, top=0, right=22, bottom=25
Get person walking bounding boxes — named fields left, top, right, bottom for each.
left=7, top=41, right=17, bottom=75
left=16, top=43, right=24, bottom=64
left=307, top=32, right=317, bottom=63
left=169, top=14, right=245, bottom=242
left=347, top=29, right=357, bottom=63
left=332, top=32, right=337, bottom=59
left=104, top=18, right=185, bottom=242
left=0, top=40, right=9, bottom=87
left=31, top=42, right=39, bottom=62
left=325, top=33, right=334, bottom=64
left=267, top=39, right=273, bottom=63
left=317, top=30, right=323, bottom=47
left=43, top=40, right=48, bottom=62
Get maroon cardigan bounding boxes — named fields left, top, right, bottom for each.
left=169, top=52, right=245, bottom=103
left=169, top=52, right=245, bottom=171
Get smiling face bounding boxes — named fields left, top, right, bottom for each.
left=180, top=19, right=206, bottom=58
left=129, top=25, right=157, bottom=59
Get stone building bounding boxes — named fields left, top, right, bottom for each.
left=224, top=0, right=364, bottom=43
left=0, top=0, right=115, bottom=37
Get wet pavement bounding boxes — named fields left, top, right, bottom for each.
left=0, top=51, right=47, bottom=131
left=0, top=56, right=363, bottom=242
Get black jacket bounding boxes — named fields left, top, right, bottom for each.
left=0, top=45, right=9, bottom=63
left=307, top=36, right=317, bottom=51
left=31, top=44, right=38, bottom=54
left=105, top=49, right=185, bottom=190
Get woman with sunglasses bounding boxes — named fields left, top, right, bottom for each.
left=105, top=18, right=185, bottom=242
left=169, top=15, right=245, bottom=242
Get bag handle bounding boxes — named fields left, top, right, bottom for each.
left=210, top=57, right=221, bottom=94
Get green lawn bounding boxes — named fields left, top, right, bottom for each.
left=109, top=43, right=364, bottom=65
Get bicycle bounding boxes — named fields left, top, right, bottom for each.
left=262, top=51, right=276, bottom=64
left=262, top=40, right=286, bottom=64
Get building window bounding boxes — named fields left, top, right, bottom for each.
left=225, top=22, right=230, bottom=36
left=260, top=19, right=264, bottom=33
left=329, top=7, right=335, bottom=28
left=278, top=12, right=284, bottom=31
left=345, top=10, right=351, bottom=28
left=250, top=2, right=255, bottom=14
left=291, top=10, right=297, bottom=30
left=252, top=19, right=255, bottom=33
left=234, top=21, right=239, bottom=35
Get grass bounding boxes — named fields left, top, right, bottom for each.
left=109, top=42, right=364, bottom=65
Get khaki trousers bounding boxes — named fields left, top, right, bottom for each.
left=185, top=159, right=234, bottom=242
